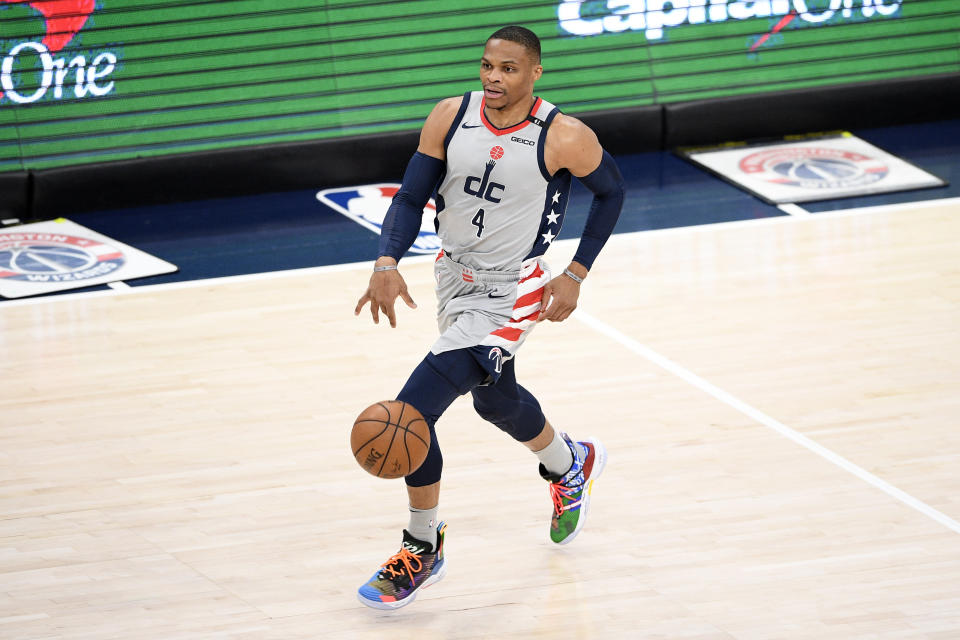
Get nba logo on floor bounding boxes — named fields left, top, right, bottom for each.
left=316, top=184, right=442, bottom=254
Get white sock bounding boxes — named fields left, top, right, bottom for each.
left=407, top=506, right=438, bottom=550
left=536, top=431, right=574, bottom=477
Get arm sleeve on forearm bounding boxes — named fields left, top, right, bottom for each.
left=572, top=150, right=625, bottom=270
left=378, top=151, right=446, bottom=261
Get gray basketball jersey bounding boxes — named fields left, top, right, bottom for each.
left=434, top=91, right=573, bottom=272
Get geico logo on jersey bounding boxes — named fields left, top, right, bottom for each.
left=316, top=185, right=442, bottom=254
left=510, top=136, right=536, bottom=147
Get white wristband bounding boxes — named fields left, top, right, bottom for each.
left=373, top=265, right=398, bottom=273
left=563, top=268, right=584, bottom=284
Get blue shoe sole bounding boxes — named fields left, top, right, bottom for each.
left=357, top=559, right=447, bottom=610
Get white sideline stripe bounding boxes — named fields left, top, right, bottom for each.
left=777, top=203, right=810, bottom=216
left=107, top=281, right=130, bottom=290
left=2, top=196, right=958, bottom=310
left=0, top=255, right=438, bottom=308
left=573, top=308, right=960, bottom=536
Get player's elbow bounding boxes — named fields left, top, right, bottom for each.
left=391, top=187, right=426, bottom=211
left=581, top=150, right=625, bottom=203
left=599, top=176, right=625, bottom=208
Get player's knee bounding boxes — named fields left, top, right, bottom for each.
left=405, top=443, right=442, bottom=487
left=472, top=387, right=527, bottom=436
left=472, top=387, right=514, bottom=424
left=473, top=383, right=546, bottom=442
left=397, top=351, right=487, bottom=426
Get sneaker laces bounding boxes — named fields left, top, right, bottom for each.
left=379, top=548, right=423, bottom=586
left=548, top=480, right=580, bottom=517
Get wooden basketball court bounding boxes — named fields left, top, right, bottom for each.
left=2, top=199, right=959, bottom=639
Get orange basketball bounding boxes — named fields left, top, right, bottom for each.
left=351, top=401, right=430, bottom=479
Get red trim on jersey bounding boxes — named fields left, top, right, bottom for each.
left=514, top=287, right=544, bottom=309
left=480, top=96, right=543, bottom=136
left=519, top=263, right=545, bottom=284
left=491, top=326, right=525, bottom=341
left=513, top=308, right=541, bottom=323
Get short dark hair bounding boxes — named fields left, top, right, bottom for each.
left=487, top=25, right=541, bottom=64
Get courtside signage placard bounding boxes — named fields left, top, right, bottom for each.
left=681, top=133, right=946, bottom=204
left=2, top=1, right=954, bottom=174
left=316, top=185, right=442, bottom=254
left=0, top=218, right=176, bottom=298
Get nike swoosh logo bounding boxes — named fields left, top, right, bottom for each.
left=487, top=292, right=511, bottom=299
left=461, top=123, right=482, bottom=129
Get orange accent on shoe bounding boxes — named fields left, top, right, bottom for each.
left=548, top=481, right=578, bottom=517
left=380, top=548, right=424, bottom=586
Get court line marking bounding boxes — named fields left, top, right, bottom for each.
left=2, top=196, right=958, bottom=310
left=573, top=308, right=960, bottom=536
left=777, top=203, right=810, bottom=216
left=107, top=281, right=130, bottom=290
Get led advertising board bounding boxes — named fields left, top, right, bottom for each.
left=1, top=0, right=956, bottom=173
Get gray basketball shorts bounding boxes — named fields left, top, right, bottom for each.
left=430, top=252, right=552, bottom=359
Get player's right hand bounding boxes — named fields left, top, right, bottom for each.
left=355, top=265, right=417, bottom=328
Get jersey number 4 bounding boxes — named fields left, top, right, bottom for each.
left=472, top=209, right=485, bottom=238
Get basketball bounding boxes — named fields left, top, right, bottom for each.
left=351, top=401, right=430, bottom=479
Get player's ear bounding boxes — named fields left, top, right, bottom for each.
left=533, top=65, right=543, bottom=81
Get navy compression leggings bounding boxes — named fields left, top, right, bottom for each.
left=397, top=348, right=546, bottom=487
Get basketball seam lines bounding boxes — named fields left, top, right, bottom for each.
left=375, top=402, right=399, bottom=476
left=354, top=401, right=428, bottom=477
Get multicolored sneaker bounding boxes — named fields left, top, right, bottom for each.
left=540, top=434, right=607, bottom=545
left=357, top=522, right=447, bottom=610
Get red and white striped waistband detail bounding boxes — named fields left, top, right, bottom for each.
left=481, top=258, right=550, bottom=349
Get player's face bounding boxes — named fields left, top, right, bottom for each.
left=480, top=38, right=542, bottom=110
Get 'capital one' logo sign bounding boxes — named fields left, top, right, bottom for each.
left=558, top=0, right=903, bottom=48
left=1, top=0, right=118, bottom=104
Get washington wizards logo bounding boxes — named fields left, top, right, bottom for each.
left=488, top=347, right=504, bottom=374
left=0, top=232, right=124, bottom=282
left=740, top=147, right=889, bottom=189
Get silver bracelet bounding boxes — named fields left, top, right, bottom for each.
left=563, top=268, right=584, bottom=284
left=373, top=264, right=398, bottom=272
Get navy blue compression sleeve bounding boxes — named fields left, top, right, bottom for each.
left=572, top=150, right=625, bottom=271
left=378, top=151, right=445, bottom=261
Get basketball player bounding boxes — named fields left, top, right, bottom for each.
left=354, top=26, right=625, bottom=609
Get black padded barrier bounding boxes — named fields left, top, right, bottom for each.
left=31, top=129, right=420, bottom=219
left=16, top=74, right=959, bottom=220
left=28, top=102, right=664, bottom=219
left=664, top=73, right=960, bottom=149
left=0, top=172, right=30, bottom=222
left=576, top=104, right=664, bottom=156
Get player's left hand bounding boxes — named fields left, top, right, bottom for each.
left=538, top=268, right=583, bottom=323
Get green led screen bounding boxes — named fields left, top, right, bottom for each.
left=0, top=0, right=957, bottom=173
